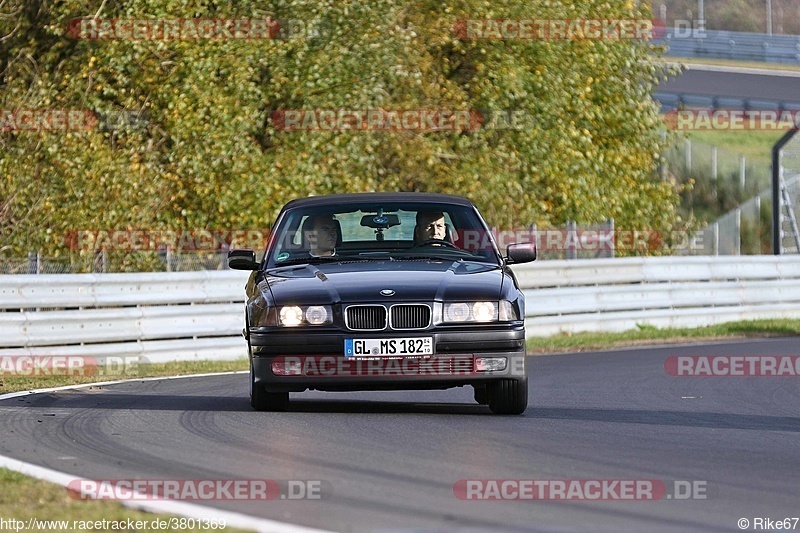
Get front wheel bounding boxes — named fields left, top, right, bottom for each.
left=250, top=360, right=289, bottom=412
left=472, top=384, right=490, bottom=405
left=488, top=378, right=528, bottom=415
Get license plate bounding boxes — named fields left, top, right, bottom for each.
left=344, top=337, right=433, bottom=357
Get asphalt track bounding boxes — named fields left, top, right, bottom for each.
left=657, top=66, right=800, bottom=104
left=1, top=338, right=799, bottom=532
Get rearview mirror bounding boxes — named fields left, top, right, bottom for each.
left=360, top=214, right=401, bottom=229
left=506, top=242, right=536, bottom=264
left=227, top=249, right=260, bottom=270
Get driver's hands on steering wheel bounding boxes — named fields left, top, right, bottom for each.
left=411, top=238, right=459, bottom=249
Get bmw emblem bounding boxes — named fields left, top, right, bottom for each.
left=380, top=289, right=395, bottom=297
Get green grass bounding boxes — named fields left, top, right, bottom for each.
left=527, top=319, right=800, bottom=354
left=684, top=130, right=786, bottom=164
left=0, top=468, right=252, bottom=532
left=0, top=359, right=248, bottom=395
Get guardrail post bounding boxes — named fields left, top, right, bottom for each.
left=566, top=220, right=577, bottom=260
left=604, top=218, right=615, bottom=258
left=27, top=252, right=40, bottom=274
left=685, top=138, right=692, bottom=174
left=712, top=146, right=718, bottom=180
left=735, top=207, right=742, bottom=255
left=740, top=155, right=746, bottom=190
left=713, top=221, right=719, bottom=255
left=766, top=0, right=773, bottom=35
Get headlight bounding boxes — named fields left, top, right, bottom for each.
left=279, top=306, right=304, bottom=326
left=441, top=301, right=502, bottom=323
left=472, top=302, right=496, bottom=322
left=278, top=305, right=333, bottom=326
left=436, top=301, right=517, bottom=323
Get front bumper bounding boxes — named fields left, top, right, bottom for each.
left=250, top=326, right=526, bottom=393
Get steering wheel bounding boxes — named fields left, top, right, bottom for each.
left=410, top=239, right=459, bottom=249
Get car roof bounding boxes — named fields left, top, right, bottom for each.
left=282, top=192, right=475, bottom=210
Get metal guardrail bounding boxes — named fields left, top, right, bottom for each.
left=514, top=256, right=800, bottom=336
left=656, top=29, right=800, bottom=64
left=655, top=92, right=800, bottom=111
left=1, top=256, right=799, bottom=360
left=0, top=271, right=250, bottom=362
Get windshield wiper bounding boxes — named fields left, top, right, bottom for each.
left=275, top=255, right=370, bottom=267
left=391, top=255, right=464, bottom=262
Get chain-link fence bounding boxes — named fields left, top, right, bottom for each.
left=687, top=172, right=800, bottom=255
left=0, top=251, right=230, bottom=274
left=776, top=128, right=800, bottom=253
left=663, top=138, right=771, bottom=203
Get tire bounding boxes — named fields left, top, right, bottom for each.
left=250, top=360, right=289, bottom=412
left=472, top=385, right=490, bottom=405
left=488, top=378, right=528, bottom=415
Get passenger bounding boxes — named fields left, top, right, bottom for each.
left=302, top=214, right=340, bottom=257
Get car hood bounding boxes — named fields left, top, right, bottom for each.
left=264, top=260, right=504, bottom=305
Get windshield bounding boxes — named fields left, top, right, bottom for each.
left=264, top=201, right=500, bottom=268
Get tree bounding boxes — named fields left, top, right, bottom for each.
left=1, top=0, right=679, bottom=269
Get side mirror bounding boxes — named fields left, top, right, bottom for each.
left=227, top=249, right=260, bottom=270
left=506, top=242, right=536, bottom=264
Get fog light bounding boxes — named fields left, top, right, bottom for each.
left=272, top=358, right=302, bottom=376
left=305, top=305, right=329, bottom=325
left=475, top=357, right=507, bottom=372
left=445, top=303, right=470, bottom=322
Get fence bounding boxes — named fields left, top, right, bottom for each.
left=663, top=138, right=772, bottom=199
left=661, top=137, right=800, bottom=255
left=685, top=127, right=800, bottom=256
left=0, top=251, right=231, bottom=275
left=2, top=256, right=800, bottom=361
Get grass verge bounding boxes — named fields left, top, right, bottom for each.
left=0, top=359, right=248, bottom=395
left=527, top=319, right=800, bottom=354
left=0, top=468, right=252, bottom=532
left=684, top=129, right=785, bottom=165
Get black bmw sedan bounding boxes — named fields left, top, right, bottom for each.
left=228, top=193, right=536, bottom=414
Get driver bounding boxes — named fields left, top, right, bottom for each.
left=414, top=211, right=448, bottom=244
